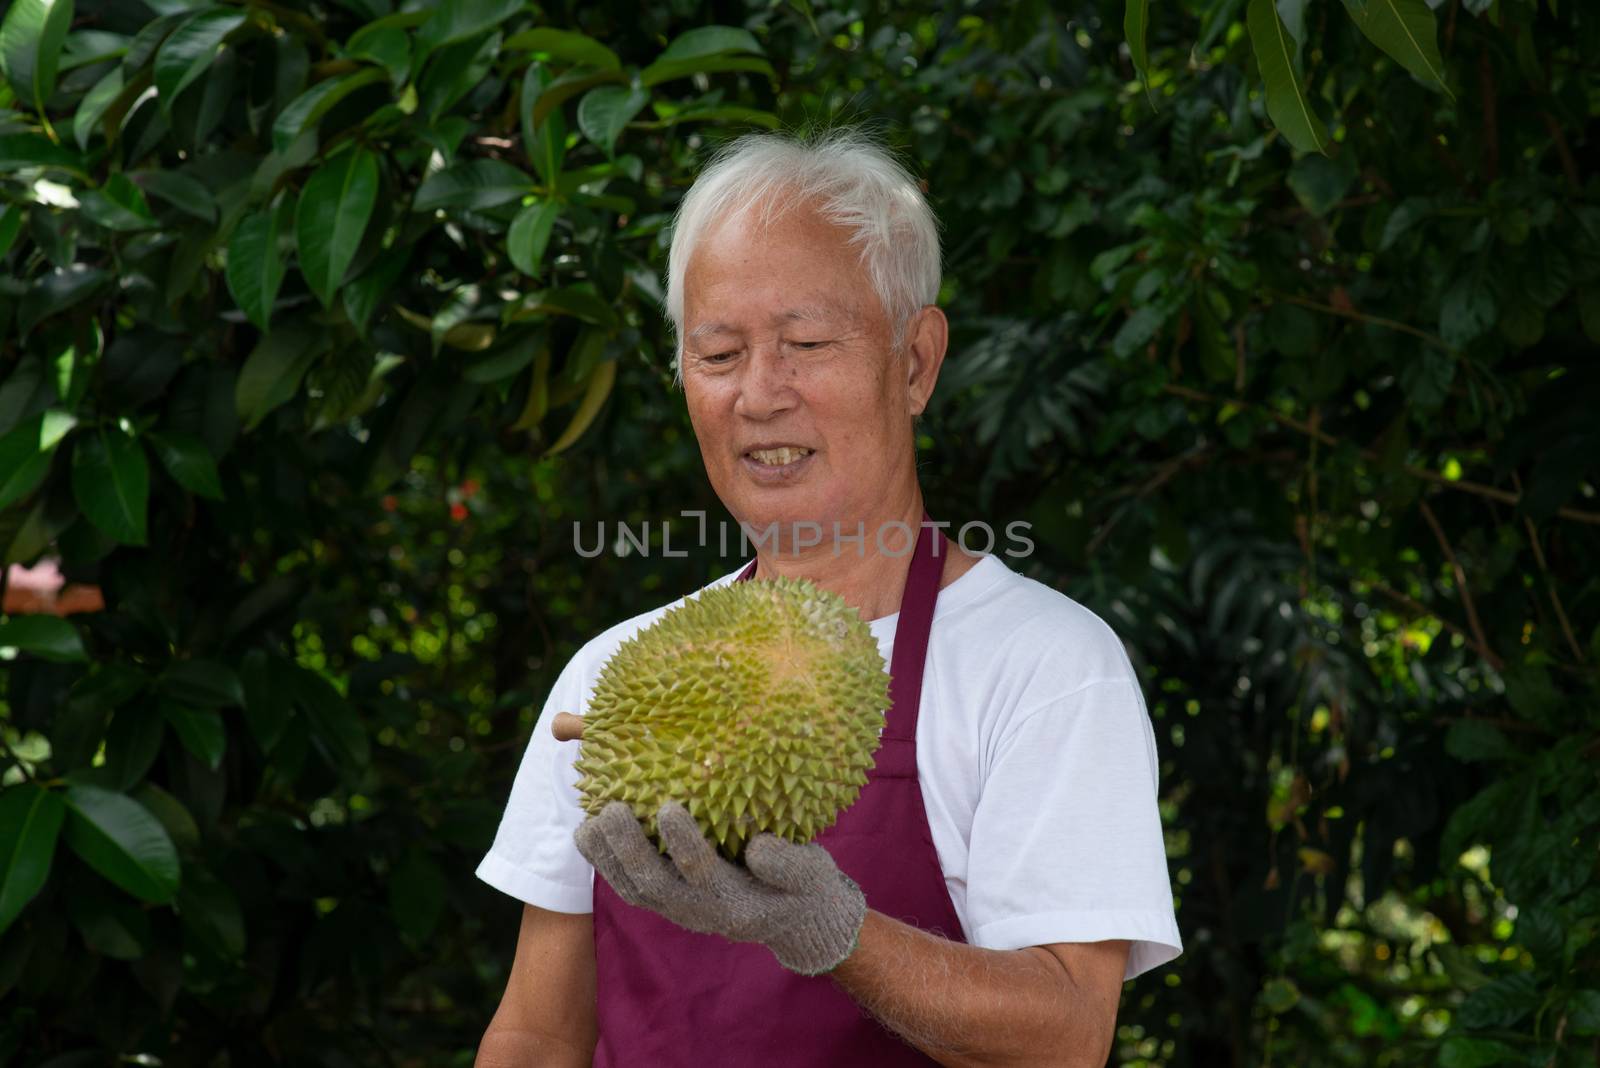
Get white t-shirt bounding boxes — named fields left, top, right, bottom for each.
left=477, top=553, right=1184, bottom=982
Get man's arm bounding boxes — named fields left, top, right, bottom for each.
left=830, top=910, right=1129, bottom=1068
left=475, top=904, right=597, bottom=1068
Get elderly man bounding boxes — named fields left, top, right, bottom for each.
left=474, top=131, right=1182, bottom=1066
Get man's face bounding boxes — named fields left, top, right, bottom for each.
left=679, top=203, right=920, bottom=546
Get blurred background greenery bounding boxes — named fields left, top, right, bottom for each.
left=0, top=0, right=1597, bottom=1064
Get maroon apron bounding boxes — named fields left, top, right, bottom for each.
left=592, top=520, right=964, bottom=1065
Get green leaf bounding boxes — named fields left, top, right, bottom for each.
left=1260, top=976, right=1299, bottom=1013
left=1340, top=0, right=1451, bottom=97
left=271, top=67, right=385, bottom=153
left=342, top=246, right=409, bottom=336
left=1513, top=905, right=1563, bottom=964
left=418, top=29, right=500, bottom=121
left=4, top=496, right=75, bottom=567
left=507, top=285, right=618, bottom=327
left=389, top=847, right=448, bottom=941
left=70, top=427, right=149, bottom=546
left=176, top=864, right=244, bottom=959
left=225, top=199, right=291, bottom=331
left=159, top=660, right=244, bottom=708
left=1440, top=272, right=1496, bottom=348
left=0, top=785, right=65, bottom=936
left=19, top=265, right=110, bottom=336
left=464, top=331, right=541, bottom=384
left=507, top=199, right=560, bottom=278
left=0, top=0, right=75, bottom=111
left=146, top=430, right=223, bottom=500
left=0, top=415, right=53, bottom=511
left=346, top=23, right=410, bottom=84
left=73, top=66, right=123, bottom=149
left=417, top=0, right=524, bottom=52
left=0, top=132, right=84, bottom=175
left=1456, top=972, right=1540, bottom=1030
left=1112, top=305, right=1166, bottom=358
left=639, top=53, right=774, bottom=89
left=62, top=784, right=180, bottom=904
left=1286, top=152, right=1356, bottom=215
left=153, top=8, right=245, bottom=111
left=520, top=63, right=566, bottom=183
left=1437, top=1036, right=1520, bottom=1068
left=1444, top=718, right=1508, bottom=763
left=0, top=615, right=86, bottom=662
left=649, top=103, right=780, bottom=130
left=296, top=147, right=379, bottom=307
left=413, top=158, right=532, bottom=212
left=1247, top=0, right=1328, bottom=153
left=161, top=703, right=225, bottom=771
left=1125, top=0, right=1152, bottom=100
left=103, top=703, right=164, bottom=790
left=657, top=25, right=763, bottom=63
left=502, top=27, right=620, bottom=70
left=59, top=28, right=128, bottom=70
left=234, top=320, right=329, bottom=431
left=1578, top=286, right=1600, bottom=345
left=0, top=202, right=23, bottom=258
left=1570, top=990, right=1600, bottom=1035
left=79, top=173, right=157, bottom=232
left=67, top=879, right=151, bottom=959
left=292, top=667, right=371, bottom=774
left=131, top=170, right=215, bottom=222
left=576, top=85, right=648, bottom=157
left=240, top=649, right=292, bottom=752
left=131, top=782, right=198, bottom=852
left=1498, top=301, right=1545, bottom=345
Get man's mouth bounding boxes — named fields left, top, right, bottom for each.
left=744, top=446, right=815, bottom=466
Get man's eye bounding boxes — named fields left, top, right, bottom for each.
left=704, top=351, right=738, bottom=363
left=790, top=340, right=829, bottom=350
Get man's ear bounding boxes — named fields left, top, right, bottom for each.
left=904, top=305, right=949, bottom=417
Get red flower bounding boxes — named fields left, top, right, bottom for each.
left=450, top=502, right=468, bottom=522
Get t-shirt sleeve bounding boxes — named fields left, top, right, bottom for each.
left=475, top=655, right=595, bottom=913
left=963, top=674, right=1183, bottom=981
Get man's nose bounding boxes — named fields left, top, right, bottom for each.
left=733, top=344, right=797, bottom=420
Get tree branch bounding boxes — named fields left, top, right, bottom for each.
left=1160, top=384, right=1600, bottom=525
left=1418, top=498, right=1502, bottom=672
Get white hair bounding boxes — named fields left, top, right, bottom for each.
left=663, top=130, right=941, bottom=374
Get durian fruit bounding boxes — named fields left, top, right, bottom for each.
left=573, top=577, right=889, bottom=860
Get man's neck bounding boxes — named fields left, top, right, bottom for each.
left=746, top=497, right=982, bottom=621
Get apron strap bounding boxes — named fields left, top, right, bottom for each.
left=884, top=517, right=943, bottom=742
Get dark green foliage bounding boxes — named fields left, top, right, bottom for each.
left=0, top=0, right=1596, bottom=1065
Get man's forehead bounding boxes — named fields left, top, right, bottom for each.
left=687, top=301, right=861, bottom=339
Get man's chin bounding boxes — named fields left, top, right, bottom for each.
left=731, top=504, right=852, bottom=557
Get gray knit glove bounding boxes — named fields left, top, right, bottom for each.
left=576, top=801, right=867, bottom=976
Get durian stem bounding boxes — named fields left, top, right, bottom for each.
left=552, top=712, right=586, bottom=742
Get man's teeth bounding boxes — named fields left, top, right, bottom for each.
left=749, top=447, right=813, bottom=465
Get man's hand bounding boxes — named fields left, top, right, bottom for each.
left=575, top=800, right=867, bottom=976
